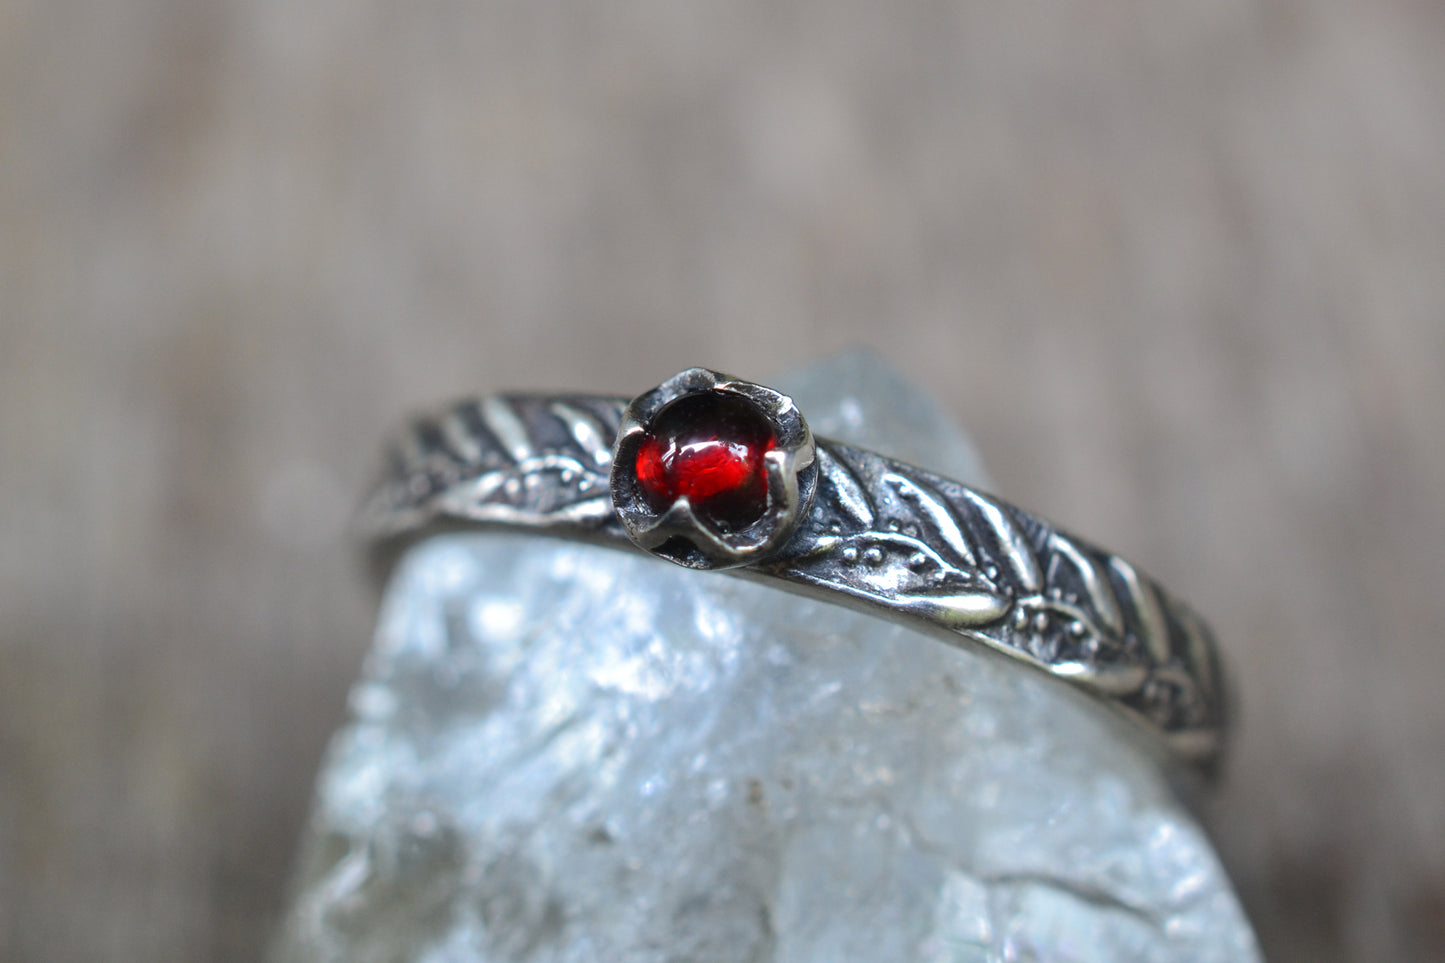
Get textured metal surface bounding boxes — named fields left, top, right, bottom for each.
left=363, top=388, right=1223, bottom=764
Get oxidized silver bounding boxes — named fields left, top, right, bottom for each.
left=361, top=369, right=1226, bottom=769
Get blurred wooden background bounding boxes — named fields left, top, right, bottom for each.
left=2, top=0, right=1443, bottom=960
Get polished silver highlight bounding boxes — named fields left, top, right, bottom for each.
left=361, top=374, right=1225, bottom=766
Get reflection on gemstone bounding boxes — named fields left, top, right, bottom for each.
left=634, top=392, right=777, bottom=531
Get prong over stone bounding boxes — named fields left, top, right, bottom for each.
left=611, top=368, right=817, bottom=569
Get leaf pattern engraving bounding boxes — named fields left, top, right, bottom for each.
left=960, top=488, right=1043, bottom=593
left=363, top=394, right=1223, bottom=761
left=776, top=442, right=1199, bottom=708
left=362, top=396, right=626, bottom=537
left=773, top=444, right=1007, bottom=627
left=814, top=447, right=875, bottom=528
left=884, top=472, right=976, bottom=568
left=1047, top=531, right=1124, bottom=636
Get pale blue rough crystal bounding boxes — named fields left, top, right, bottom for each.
left=272, top=354, right=1261, bottom=963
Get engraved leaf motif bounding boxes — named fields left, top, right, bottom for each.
left=884, top=472, right=976, bottom=568
left=1110, top=556, right=1170, bottom=664
left=1048, top=532, right=1124, bottom=636
left=815, top=446, right=875, bottom=528
left=439, top=406, right=485, bottom=464
left=550, top=401, right=613, bottom=467
left=960, top=489, right=1043, bottom=592
left=481, top=397, right=533, bottom=462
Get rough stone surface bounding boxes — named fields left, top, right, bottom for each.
left=272, top=358, right=1261, bottom=962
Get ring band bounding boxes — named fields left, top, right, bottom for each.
left=361, top=368, right=1225, bottom=768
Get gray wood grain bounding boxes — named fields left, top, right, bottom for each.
left=2, top=0, right=1443, bottom=959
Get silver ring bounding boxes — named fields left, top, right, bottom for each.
left=361, top=367, right=1226, bottom=769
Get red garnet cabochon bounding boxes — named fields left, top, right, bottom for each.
left=633, top=392, right=777, bottom=531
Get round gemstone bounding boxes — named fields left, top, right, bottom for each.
left=634, top=392, right=777, bottom=531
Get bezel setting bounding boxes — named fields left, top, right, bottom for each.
left=610, top=368, right=818, bottom=569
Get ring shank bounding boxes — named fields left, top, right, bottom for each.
left=361, top=393, right=1225, bottom=769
